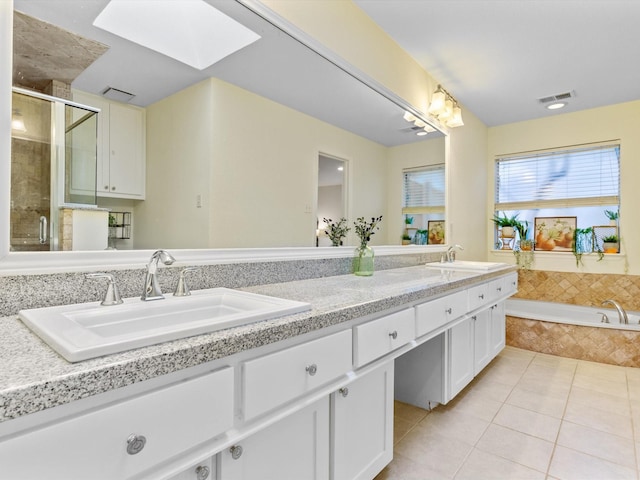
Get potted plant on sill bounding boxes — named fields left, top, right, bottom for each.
left=605, top=209, right=619, bottom=226
left=491, top=212, right=520, bottom=250
left=402, top=234, right=411, bottom=245
left=602, top=234, right=619, bottom=253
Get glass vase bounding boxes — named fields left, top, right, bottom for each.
left=354, top=245, right=375, bottom=276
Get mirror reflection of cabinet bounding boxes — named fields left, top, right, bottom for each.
left=73, top=91, right=146, bottom=200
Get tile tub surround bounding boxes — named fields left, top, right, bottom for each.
left=0, top=250, right=442, bottom=317
left=0, top=264, right=516, bottom=423
left=515, top=269, right=640, bottom=310
left=506, top=316, right=640, bottom=367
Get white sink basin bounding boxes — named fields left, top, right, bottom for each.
left=425, top=260, right=508, bottom=271
left=19, top=288, right=311, bottom=362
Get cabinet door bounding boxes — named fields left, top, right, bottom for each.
left=473, top=309, right=492, bottom=374
left=107, top=102, right=145, bottom=198
left=490, top=302, right=506, bottom=358
left=331, top=361, right=394, bottom=480
left=218, top=397, right=329, bottom=480
left=448, top=317, right=474, bottom=400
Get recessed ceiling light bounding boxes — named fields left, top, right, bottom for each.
left=337, top=166, right=344, bottom=171
left=547, top=102, right=566, bottom=110
left=416, top=131, right=428, bottom=136
left=93, top=0, right=261, bottom=70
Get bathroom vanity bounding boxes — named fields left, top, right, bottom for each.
left=0, top=265, right=517, bottom=480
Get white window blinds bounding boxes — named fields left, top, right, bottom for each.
left=495, top=144, right=620, bottom=211
left=403, top=164, right=445, bottom=214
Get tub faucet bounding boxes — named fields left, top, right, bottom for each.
left=601, top=299, right=628, bottom=324
left=443, top=244, right=464, bottom=263
left=142, top=249, right=176, bottom=301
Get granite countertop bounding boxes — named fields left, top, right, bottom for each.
left=0, top=265, right=515, bottom=424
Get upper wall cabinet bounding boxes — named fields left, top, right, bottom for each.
left=73, top=91, right=146, bottom=200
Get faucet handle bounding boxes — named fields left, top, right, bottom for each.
left=86, top=273, right=123, bottom=306
left=174, top=267, right=200, bottom=297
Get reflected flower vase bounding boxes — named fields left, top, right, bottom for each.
left=354, top=245, right=375, bottom=276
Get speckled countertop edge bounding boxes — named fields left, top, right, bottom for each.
left=0, top=265, right=516, bottom=423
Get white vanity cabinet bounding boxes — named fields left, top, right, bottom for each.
left=353, top=308, right=415, bottom=367
left=218, top=397, right=330, bottom=480
left=168, top=458, right=216, bottom=480
left=331, top=360, right=394, bottom=480
left=73, top=90, right=146, bottom=199
left=0, top=367, right=234, bottom=480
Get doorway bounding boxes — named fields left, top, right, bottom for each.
left=317, top=154, right=347, bottom=247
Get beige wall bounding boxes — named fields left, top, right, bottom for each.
left=488, top=100, right=640, bottom=274
left=140, top=78, right=389, bottom=249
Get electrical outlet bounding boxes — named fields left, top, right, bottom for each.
left=196, top=194, right=202, bottom=208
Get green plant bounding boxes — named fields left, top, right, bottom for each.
left=402, top=234, right=411, bottom=241
left=323, top=217, right=350, bottom=246
left=572, top=227, right=604, bottom=267
left=602, top=234, right=619, bottom=243
left=405, top=216, right=414, bottom=225
left=491, top=212, right=520, bottom=228
left=354, top=215, right=383, bottom=249
left=604, top=209, right=619, bottom=221
left=515, top=220, right=529, bottom=240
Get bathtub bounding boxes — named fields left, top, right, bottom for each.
left=505, top=298, right=640, bottom=367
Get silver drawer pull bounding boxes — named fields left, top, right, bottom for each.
left=126, top=434, right=146, bottom=455
left=195, top=465, right=210, bottom=480
left=389, top=330, right=398, bottom=339
left=339, top=387, right=349, bottom=397
left=306, top=364, right=318, bottom=376
left=478, top=294, right=484, bottom=299
left=230, top=445, right=243, bottom=460
left=446, top=308, right=452, bottom=314
left=497, top=287, right=502, bottom=292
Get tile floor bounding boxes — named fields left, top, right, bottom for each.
left=375, top=346, right=640, bottom=480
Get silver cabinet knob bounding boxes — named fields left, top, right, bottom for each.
left=230, top=445, right=243, bottom=460
left=389, top=330, right=398, bottom=339
left=478, top=293, right=484, bottom=299
left=306, top=364, right=318, bottom=376
left=497, top=287, right=502, bottom=292
left=339, top=387, right=349, bottom=397
left=446, top=307, right=452, bottom=314
left=126, top=434, right=146, bottom=455
left=195, top=465, right=210, bottom=480
left=111, top=186, right=116, bottom=191
left=104, top=185, right=109, bottom=190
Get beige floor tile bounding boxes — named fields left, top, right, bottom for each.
left=531, top=352, right=578, bottom=370
left=475, top=424, right=555, bottom=472
left=548, top=445, right=638, bottom=480
left=627, top=382, right=640, bottom=401
left=394, top=428, right=473, bottom=478
left=557, top=421, right=636, bottom=468
left=506, top=385, right=568, bottom=418
left=501, top=346, right=536, bottom=359
left=563, top=398, right=633, bottom=439
left=493, top=403, right=561, bottom=442
left=572, top=373, right=630, bottom=399
left=375, top=451, right=451, bottom=480
left=454, top=448, right=546, bottom=480
left=476, top=363, right=527, bottom=386
left=524, top=362, right=577, bottom=382
left=516, top=371, right=573, bottom=397
left=439, top=389, right=503, bottom=422
left=577, top=360, right=628, bottom=383
left=394, top=416, right=416, bottom=445
left=416, top=409, right=490, bottom=446
left=626, top=367, right=640, bottom=384
left=394, top=400, right=429, bottom=424
left=568, top=385, right=631, bottom=416
left=463, top=377, right=515, bottom=403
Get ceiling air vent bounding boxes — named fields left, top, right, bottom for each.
left=537, top=91, right=575, bottom=104
left=102, top=87, right=135, bottom=103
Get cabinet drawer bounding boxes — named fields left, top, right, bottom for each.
left=502, top=272, right=518, bottom=296
left=468, top=282, right=492, bottom=311
left=416, top=290, right=467, bottom=337
left=243, top=330, right=352, bottom=420
left=354, top=308, right=415, bottom=367
left=0, top=367, right=234, bottom=480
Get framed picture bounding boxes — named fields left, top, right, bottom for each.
left=534, top=217, right=576, bottom=251
left=427, top=220, right=445, bottom=245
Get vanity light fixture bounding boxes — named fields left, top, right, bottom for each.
left=93, top=0, right=261, bottom=70
left=427, top=85, right=464, bottom=128
left=402, top=110, right=439, bottom=136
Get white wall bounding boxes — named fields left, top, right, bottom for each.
left=141, top=78, right=389, bottom=249
left=488, top=100, right=640, bottom=274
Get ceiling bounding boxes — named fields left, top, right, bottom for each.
left=354, top=0, right=640, bottom=126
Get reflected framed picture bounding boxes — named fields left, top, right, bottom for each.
left=534, top=217, right=576, bottom=252
left=427, top=220, right=445, bottom=245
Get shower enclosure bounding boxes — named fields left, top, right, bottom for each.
left=10, top=88, right=99, bottom=251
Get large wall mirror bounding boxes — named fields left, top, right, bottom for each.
left=3, top=0, right=446, bottom=268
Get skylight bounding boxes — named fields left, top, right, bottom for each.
left=93, top=0, right=261, bottom=70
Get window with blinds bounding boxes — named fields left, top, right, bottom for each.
left=495, top=144, right=620, bottom=211
left=402, top=164, right=445, bottom=214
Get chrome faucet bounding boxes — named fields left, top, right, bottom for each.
left=601, top=299, right=628, bottom=324
left=444, top=244, right=464, bottom=263
left=142, top=250, right=176, bottom=301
